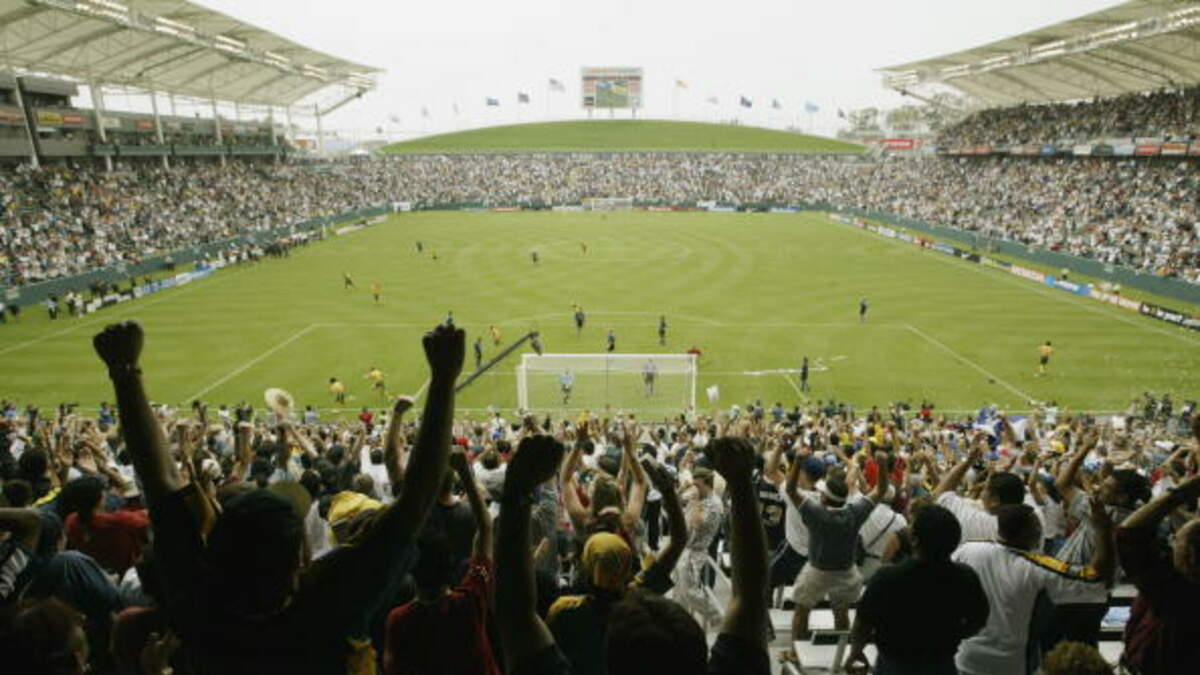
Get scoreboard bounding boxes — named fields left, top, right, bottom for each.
left=581, top=67, right=643, bottom=110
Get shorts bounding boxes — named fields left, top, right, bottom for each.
left=1040, top=356, right=1050, bottom=365
left=793, top=564, right=862, bottom=609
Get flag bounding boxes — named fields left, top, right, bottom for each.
left=375, top=126, right=383, bottom=134
left=486, top=97, right=500, bottom=106
left=387, top=114, right=400, bottom=124
left=837, top=109, right=846, bottom=119
left=421, top=106, right=430, bottom=118
left=772, top=99, right=782, bottom=110
left=452, top=102, right=460, bottom=115
left=705, top=96, right=718, bottom=105
left=518, top=92, right=530, bottom=104
left=548, top=78, right=565, bottom=92
left=805, top=102, right=819, bottom=113
left=675, top=79, right=688, bottom=89
left=739, top=96, right=752, bottom=108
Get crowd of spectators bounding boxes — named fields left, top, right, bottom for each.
left=2, top=151, right=1198, bottom=290
left=0, top=163, right=394, bottom=287
left=937, top=87, right=1200, bottom=147
left=1, top=321, right=1198, bottom=674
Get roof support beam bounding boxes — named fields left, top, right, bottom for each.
left=27, top=24, right=126, bottom=62
left=1055, top=56, right=1130, bottom=93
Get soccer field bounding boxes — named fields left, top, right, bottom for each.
left=3, top=211, right=1197, bottom=416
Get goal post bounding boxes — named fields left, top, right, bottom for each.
left=516, top=353, right=697, bottom=413
left=582, top=197, right=634, bottom=211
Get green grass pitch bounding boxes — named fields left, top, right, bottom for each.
left=380, top=120, right=864, bottom=155
left=2, top=211, right=1197, bottom=417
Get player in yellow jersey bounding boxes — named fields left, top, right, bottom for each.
left=489, top=324, right=502, bottom=346
left=581, top=242, right=588, bottom=255
left=329, top=377, right=347, bottom=405
left=371, top=282, right=382, bottom=304
left=1037, top=341, right=1054, bottom=376
left=364, top=366, right=386, bottom=398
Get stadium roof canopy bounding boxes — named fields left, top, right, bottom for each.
left=879, top=0, right=1200, bottom=106
left=0, top=0, right=380, bottom=107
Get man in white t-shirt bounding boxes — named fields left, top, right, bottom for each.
left=856, top=487, right=907, bottom=581
left=934, top=441, right=1042, bottom=545
left=952, top=502, right=1114, bottom=675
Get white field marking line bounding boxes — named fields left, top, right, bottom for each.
left=829, top=215, right=1200, bottom=348
left=904, top=323, right=1034, bottom=403
left=779, top=372, right=805, bottom=398
left=501, top=311, right=723, bottom=327
left=0, top=263, right=257, bottom=357
left=185, top=324, right=318, bottom=401
left=312, top=321, right=903, bottom=329
left=411, top=377, right=432, bottom=402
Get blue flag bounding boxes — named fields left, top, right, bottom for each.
left=486, top=97, right=500, bottom=106
left=805, top=102, right=819, bottom=113
left=739, top=96, right=752, bottom=108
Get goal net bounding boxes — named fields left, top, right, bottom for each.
left=517, top=353, right=697, bottom=413
left=582, top=197, right=634, bottom=211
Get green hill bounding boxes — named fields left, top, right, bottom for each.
left=379, top=120, right=863, bottom=154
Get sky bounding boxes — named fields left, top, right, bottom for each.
left=187, top=0, right=1120, bottom=141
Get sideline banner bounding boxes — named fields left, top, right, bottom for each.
left=1138, top=302, right=1200, bottom=332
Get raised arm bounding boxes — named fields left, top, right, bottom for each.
left=708, top=437, right=769, bottom=646
left=1055, top=430, right=1093, bottom=503
left=642, top=457, right=687, bottom=574
left=932, top=438, right=983, bottom=498
left=357, top=325, right=462, bottom=549
left=496, top=435, right=566, bottom=672
left=763, top=436, right=787, bottom=486
left=383, top=396, right=414, bottom=495
left=621, top=420, right=647, bottom=531
left=93, top=322, right=183, bottom=509
left=559, top=444, right=589, bottom=533
left=451, top=449, right=492, bottom=560
left=784, top=444, right=813, bottom=509
left=867, top=451, right=890, bottom=503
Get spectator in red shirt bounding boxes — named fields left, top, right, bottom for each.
left=384, top=448, right=499, bottom=675
left=59, top=476, right=149, bottom=576
left=1117, top=425, right=1200, bottom=675
left=358, top=407, right=375, bottom=434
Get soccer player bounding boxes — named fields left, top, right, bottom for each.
left=489, top=324, right=502, bottom=346
left=606, top=329, right=616, bottom=353
left=1037, top=341, right=1054, bottom=376
left=658, top=315, right=668, bottom=345
left=531, top=250, right=539, bottom=265
left=415, top=241, right=423, bottom=253
left=573, top=305, right=585, bottom=336
left=365, top=366, right=386, bottom=399
left=559, top=370, right=575, bottom=405
left=800, top=356, right=810, bottom=392
left=643, top=360, right=657, bottom=397
left=343, top=272, right=355, bottom=289
left=859, top=298, right=869, bottom=322
left=371, top=282, right=382, bottom=304
left=473, top=337, right=484, bottom=370
left=580, top=242, right=588, bottom=255
left=329, top=377, right=347, bottom=405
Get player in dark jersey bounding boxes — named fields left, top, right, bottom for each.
left=342, top=272, right=355, bottom=289
left=531, top=250, right=539, bottom=265
left=859, top=298, right=869, bottom=322
left=574, top=306, right=585, bottom=336
left=606, top=329, right=616, bottom=353
left=800, top=356, right=810, bottom=392
left=473, top=337, right=484, bottom=370
left=658, top=315, right=668, bottom=345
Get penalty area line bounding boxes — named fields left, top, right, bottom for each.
left=184, top=324, right=318, bottom=402
left=904, top=323, right=1033, bottom=403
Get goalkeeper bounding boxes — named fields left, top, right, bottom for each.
left=559, top=370, right=575, bottom=406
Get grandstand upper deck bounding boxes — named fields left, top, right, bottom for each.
left=879, top=1, right=1200, bottom=107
